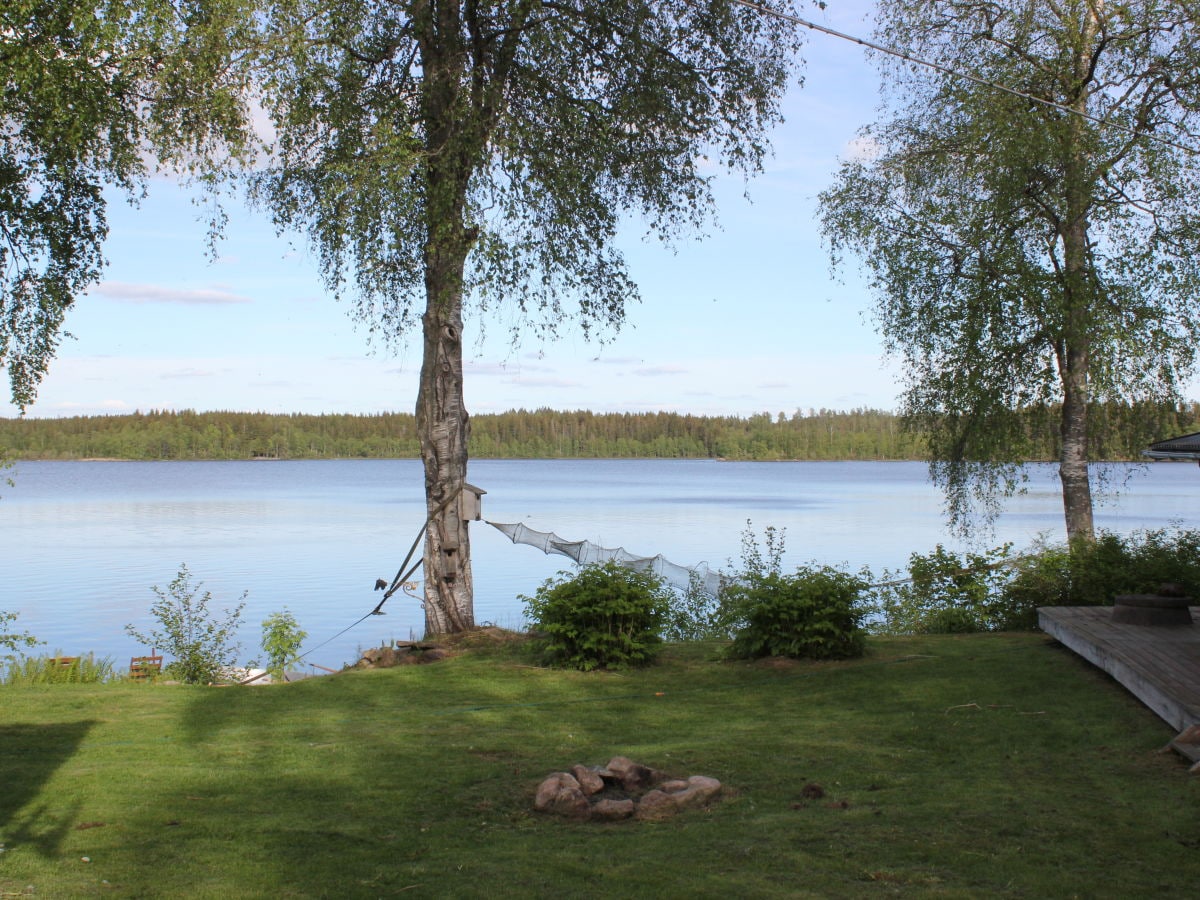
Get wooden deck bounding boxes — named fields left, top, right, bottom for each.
left=1038, top=605, right=1200, bottom=769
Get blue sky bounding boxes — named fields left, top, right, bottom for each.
left=8, top=2, right=909, bottom=420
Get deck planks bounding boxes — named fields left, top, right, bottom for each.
left=1038, top=606, right=1200, bottom=741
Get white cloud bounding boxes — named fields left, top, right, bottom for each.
left=633, top=365, right=688, bottom=377
left=465, top=361, right=520, bottom=377
left=160, top=368, right=218, bottom=380
left=507, top=375, right=582, bottom=389
left=92, top=281, right=252, bottom=305
left=40, top=399, right=134, bottom=415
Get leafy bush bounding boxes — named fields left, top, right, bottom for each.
left=869, top=544, right=1013, bottom=635
left=2, top=609, right=40, bottom=661
left=522, top=562, right=672, bottom=670
left=126, top=564, right=248, bottom=684
left=1107, top=526, right=1200, bottom=595
left=736, top=520, right=789, bottom=581
left=4, top=652, right=116, bottom=685
left=723, top=566, right=868, bottom=661
left=662, top=571, right=733, bottom=641
left=695, top=521, right=869, bottom=660
left=863, top=527, right=1200, bottom=636
left=662, top=520, right=790, bottom=642
left=261, top=609, right=307, bottom=682
left=1000, top=527, right=1200, bottom=624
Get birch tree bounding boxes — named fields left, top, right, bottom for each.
left=249, top=0, right=805, bottom=633
left=1, top=0, right=255, bottom=409
left=820, top=0, right=1200, bottom=542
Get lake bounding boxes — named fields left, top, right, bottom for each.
left=2, top=458, right=1197, bottom=672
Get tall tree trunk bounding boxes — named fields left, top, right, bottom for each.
left=1058, top=343, right=1094, bottom=543
left=416, top=0, right=477, bottom=634
left=1058, top=0, right=1098, bottom=544
left=417, top=186, right=475, bottom=634
left=417, top=290, right=474, bottom=635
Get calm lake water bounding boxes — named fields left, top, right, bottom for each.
left=2, top=458, right=1197, bottom=671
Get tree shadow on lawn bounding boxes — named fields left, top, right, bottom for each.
left=112, top=665, right=701, bottom=895
left=0, top=721, right=96, bottom=857
left=89, top=640, right=1200, bottom=896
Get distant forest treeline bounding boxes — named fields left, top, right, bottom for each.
left=1, top=403, right=1196, bottom=462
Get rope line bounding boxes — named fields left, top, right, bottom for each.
left=234, top=608, right=379, bottom=685
left=866, top=553, right=1032, bottom=590
left=375, top=484, right=465, bottom=612
left=236, top=485, right=467, bottom=685
left=729, top=0, right=1197, bottom=155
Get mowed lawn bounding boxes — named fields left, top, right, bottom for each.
left=1, top=633, right=1198, bottom=898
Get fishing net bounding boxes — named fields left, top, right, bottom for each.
left=488, top=521, right=727, bottom=596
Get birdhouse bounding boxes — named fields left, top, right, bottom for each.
left=459, top=483, right=486, bottom=522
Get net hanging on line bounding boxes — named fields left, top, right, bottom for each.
left=488, top=521, right=727, bottom=597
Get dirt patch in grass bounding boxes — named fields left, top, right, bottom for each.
left=430, top=625, right=531, bottom=650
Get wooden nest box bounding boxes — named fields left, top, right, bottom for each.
left=459, top=482, right=486, bottom=522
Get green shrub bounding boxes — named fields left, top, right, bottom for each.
left=1, top=609, right=40, bottom=663
left=663, top=571, right=734, bottom=641
left=3, top=652, right=116, bottom=685
left=1001, top=526, right=1200, bottom=620
left=865, top=527, right=1200, bottom=636
left=724, top=566, right=868, bottom=661
left=261, top=609, right=308, bottom=682
left=988, top=543, right=1069, bottom=630
left=869, top=544, right=1012, bottom=635
left=126, top=564, right=248, bottom=684
left=1065, top=532, right=1141, bottom=606
left=1115, top=526, right=1200, bottom=594
left=921, top=606, right=984, bottom=634
left=522, top=562, right=672, bottom=670
left=735, top=520, right=788, bottom=581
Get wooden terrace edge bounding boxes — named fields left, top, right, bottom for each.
left=1038, top=605, right=1200, bottom=767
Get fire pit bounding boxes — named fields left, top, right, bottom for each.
left=1112, top=584, right=1194, bottom=627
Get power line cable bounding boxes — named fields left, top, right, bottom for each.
left=729, top=0, right=1197, bottom=155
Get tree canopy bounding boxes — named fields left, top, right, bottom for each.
left=819, top=0, right=1200, bottom=541
left=248, top=0, right=806, bottom=631
left=251, top=0, right=803, bottom=343
left=1, top=0, right=254, bottom=410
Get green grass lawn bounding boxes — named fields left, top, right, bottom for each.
left=1, top=633, right=1197, bottom=898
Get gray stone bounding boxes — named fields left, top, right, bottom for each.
left=534, top=759, right=723, bottom=821
left=591, top=798, right=635, bottom=821
left=674, top=775, right=722, bottom=809
left=633, top=789, right=677, bottom=821
left=360, top=646, right=399, bottom=667
left=534, top=772, right=590, bottom=819
left=571, top=764, right=606, bottom=796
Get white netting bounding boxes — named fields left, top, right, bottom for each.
left=488, top=521, right=727, bottom=596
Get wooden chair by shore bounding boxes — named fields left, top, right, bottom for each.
left=129, top=654, right=163, bottom=680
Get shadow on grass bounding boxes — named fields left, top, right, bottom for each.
left=0, top=721, right=96, bottom=857
left=139, top=659, right=731, bottom=895
left=103, top=636, right=1200, bottom=897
